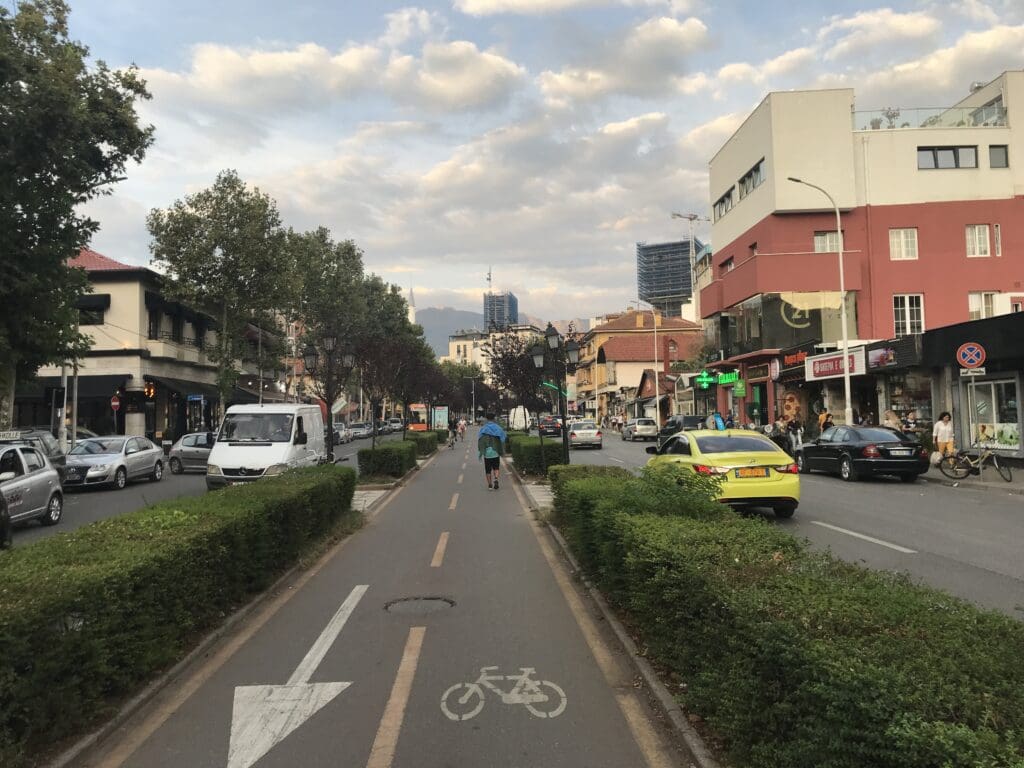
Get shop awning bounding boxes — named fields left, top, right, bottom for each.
left=16, top=373, right=131, bottom=399
left=146, top=376, right=221, bottom=401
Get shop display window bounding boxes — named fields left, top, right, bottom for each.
left=965, top=379, right=1020, bottom=450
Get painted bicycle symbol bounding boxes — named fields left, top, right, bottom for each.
left=441, top=666, right=567, bottom=721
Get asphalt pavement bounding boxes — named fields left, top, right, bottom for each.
left=545, top=428, right=1024, bottom=618
left=82, top=430, right=686, bottom=768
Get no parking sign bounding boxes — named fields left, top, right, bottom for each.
left=956, top=342, right=986, bottom=369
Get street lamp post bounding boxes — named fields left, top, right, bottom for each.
left=530, top=344, right=549, bottom=473
left=540, top=324, right=579, bottom=465
left=629, top=300, right=661, bottom=429
left=463, top=376, right=481, bottom=424
left=787, top=176, right=854, bottom=426
left=304, top=337, right=354, bottom=463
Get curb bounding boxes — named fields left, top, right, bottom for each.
left=916, top=472, right=1024, bottom=496
left=505, top=461, right=722, bottom=768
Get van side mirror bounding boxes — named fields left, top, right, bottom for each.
left=294, top=432, right=308, bottom=446
left=0, top=471, right=15, bottom=482
left=645, top=446, right=659, bottom=455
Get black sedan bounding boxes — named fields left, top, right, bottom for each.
left=538, top=417, right=562, bottom=437
left=796, top=426, right=929, bottom=482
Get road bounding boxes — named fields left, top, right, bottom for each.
left=553, top=428, right=1024, bottom=618
left=84, top=433, right=686, bottom=768
left=11, top=433, right=402, bottom=547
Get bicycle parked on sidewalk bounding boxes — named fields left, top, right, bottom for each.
left=938, top=445, right=1013, bottom=482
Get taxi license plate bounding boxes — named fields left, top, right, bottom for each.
left=735, top=467, right=769, bottom=478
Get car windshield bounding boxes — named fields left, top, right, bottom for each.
left=575, top=422, right=597, bottom=430
left=69, top=438, right=125, bottom=455
left=853, top=428, right=910, bottom=442
left=219, top=413, right=294, bottom=442
left=636, top=419, right=655, bottom=426
left=695, top=435, right=780, bottom=454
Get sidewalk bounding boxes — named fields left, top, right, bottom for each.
left=918, top=466, right=1024, bottom=496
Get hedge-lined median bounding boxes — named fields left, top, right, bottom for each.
left=357, top=440, right=417, bottom=478
left=403, top=431, right=438, bottom=457
left=553, top=464, right=1024, bottom=767
left=508, top=436, right=563, bottom=476
left=0, top=465, right=358, bottom=766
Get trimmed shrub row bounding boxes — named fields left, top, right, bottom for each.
left=554, top=465, right=1024, bottom=768
left=403, top=431, right=438, bottom=457
left=357, top=440, right=417, bottom=477
left=0, top=465, right=358, bottom=766
left=508, top=435, right=564, bottom=476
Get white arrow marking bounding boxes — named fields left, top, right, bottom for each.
left=226, top=584, right=368, bottom=768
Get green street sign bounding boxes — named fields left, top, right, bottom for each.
left=542, top=381, right=568, bottom=396
left=695, top=370, right=716, bottom=390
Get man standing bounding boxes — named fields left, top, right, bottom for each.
left=478, top=412, right=507, bottom=490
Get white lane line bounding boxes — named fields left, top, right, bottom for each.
left=461, top=462, right=466, bottom=470
left=608, top=457, right=625, bottom=464
left=449, top=492, right=459, bottom=510
left=457, top=473, right=464, bottom=485
left=287, top=585, right=369, bottom=685
left=431, top=532, right=450, bottom=568
left=365, top=627, right=426, bottom=768
left=810, top=521, right=917, bottom=554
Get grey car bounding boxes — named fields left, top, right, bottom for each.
left=622, top=417, right=658, bottom=441
left=569, top=421, right=603, bottom=449
left=0, top=443, right=63, bottom=528
left=169, top=432, right=215, bottom=474
left=64, top=436, right=164, bottom=490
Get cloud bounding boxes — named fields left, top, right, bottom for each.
left=538, top=16, right=709, bottom=105
left=379, top=7, right=444, bottom=47
left=453, top=0, right=697, bottom=15
left=715, top=46, right=816, bottom=86
left=817, top=9, right=941, bottom=61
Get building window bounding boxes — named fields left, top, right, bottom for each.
left=989, top=145, right=1009, bottom=168
left=1013, top=301, right=1023, bottom=313
left=966, top=224, right=990, bottom=258
left=737, top=159, right=766, bottom=200
left=719, top=257, right=734, bottom=276
left=994, top=223, right=1002, bottom=257
left=78, top=309, right=104, bottom=325
left=917, top=146, right=978, bottom=169
left=968, top=291, right=997, bottom=321
left=814, top=231, right=841, bottom=253
left=171, top=315, right=184, bottom=343
left=713, top=188, right=734, bottom=221
left=893, top=294, right=924, bottom=336
left=888, top=228, right=918, bottom=261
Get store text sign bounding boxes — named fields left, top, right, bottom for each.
left=804, top=347, right=866, bottom=381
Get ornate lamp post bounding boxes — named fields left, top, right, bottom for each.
left=540, top=324, right=580, bottom=465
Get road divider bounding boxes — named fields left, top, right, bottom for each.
left=431, top=532, right=450, bottom=567
left=366, top=627, right=426, bottom=768
left=449, top=493, right=459, bottom=510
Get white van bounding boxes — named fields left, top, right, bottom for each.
left=508, top=406, right=532, bottom=432
left=206, top=404, right=326, bottom=490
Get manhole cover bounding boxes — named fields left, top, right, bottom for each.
left=384, top=597, right=455, bottom=615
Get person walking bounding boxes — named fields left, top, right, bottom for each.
left=457, top=417, right=467, bottom=442
left=786, top=417, right=803, bottom=456
left=724, top=411, right=735, bottom=429
left=821, top=412, right=834, bottom=431
left=478, top=412, right=508, bottom=490
left=933, top=411, right=955, bottom=456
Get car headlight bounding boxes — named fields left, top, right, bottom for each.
left=264, top=463, right=288, bottom=476
left=87, top=464, right=109, bottom=473
left=207, top=464, right=222, bottom=476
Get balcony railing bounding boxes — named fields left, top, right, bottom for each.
left=852, top=105, right=1007, bottom=131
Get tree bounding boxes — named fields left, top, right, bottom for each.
left=439, top=360, right=486, bottom=415
left=148, top=170, right=295, bottom=408
left=484, top=332, right=546, bottom=413
left=0, top=0, right=153, bottom=425
left=672, top=339, right=719, bottom=373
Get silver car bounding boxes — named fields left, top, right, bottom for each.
left=0, top=443, right=63, bottom=527
left=623, top=417, right=659, bottom=442
left=64, top=436, right=164, bottom=490
left=169, top=432, right=215, bottom=474
left=569, top=421, right=603, bottom=449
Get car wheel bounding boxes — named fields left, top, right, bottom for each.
left=899, top=473, right=918, bottom=483
left=1, top=500, right=13, bottom=548
left=170, top=457, right=183, bottom=474
left=839, top=456, right=858, bottom=482
left=796, top=452, right=809, bottom=474
left=40, top=493, right=63, bottom=526
left=114, top=467, right=128, bottom=490
left=150, top=461, right=163, bottom=482
left=773, top=503, right=797, bottom=519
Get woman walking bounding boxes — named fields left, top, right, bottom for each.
left=933, top=411, right=955, bottom=456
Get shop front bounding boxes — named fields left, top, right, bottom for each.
left=773, top=341, right=818, bottom=433
left=864, top=336, right=931, bottom=426
left=803, top=346, right=870, bottom=426
left=923, top=314, right=1024, bottom=458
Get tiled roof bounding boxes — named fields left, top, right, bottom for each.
left=70, top=248, right=140, bottom=272
left=592, top=310, right=700, bottom=333
left=599, top=333, right=701, bottom=363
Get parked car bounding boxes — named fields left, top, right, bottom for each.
left=646, top=429, right=799, bottom=517
left=0, top=428, right=67, bottom=481
left=350, top=422, right=372, bottom=439
left=622, top=417, right=658, bottom=442
left=657, top=415, right=707, bottom=446
left=333, top=424, right=354, bottom=444
left=796, top=425, right=929, bottom=482
left=0, top=491, right=11, bottom=548
left=569, top=421, right=603, bottom=449
left=168, top=432, right=215, bottom=474
left=0, top=443, right=63, bottom=529
left=64, top=436, right=164, bottom=490
left=538, top=416, right=562, bottom=437
left=387, top=418, right=404, bottom=432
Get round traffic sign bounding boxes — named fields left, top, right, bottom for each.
left=956, top=342, right=986, bottom=369
left=110, top=394, right=121, bottom=412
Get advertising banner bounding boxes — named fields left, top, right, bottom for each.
left=804, top=347, right=866, bottom=381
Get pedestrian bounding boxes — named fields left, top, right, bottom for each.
left=821, top=412, right=834, bottom=431
left=902, top=410, right=919, bottom=434
left=724, top=411, right=735, bottom=429
left=933, top=411, right=955, bottom=456
left=818, top=410, right=829, bottom=431
left=477, top=412, right=507, bottom=490
left=786, top=417, right=803, bottom=455
left=882, top=410, right=901, bottom=430
left=458, top=417, right=467, bottom=442
left=712, top=410, right=726, bottom=431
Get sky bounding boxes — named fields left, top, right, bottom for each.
left=67, top=0, right=1024, bottom=321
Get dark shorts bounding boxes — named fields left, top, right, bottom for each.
left=484, top=456, right=500, bottom=473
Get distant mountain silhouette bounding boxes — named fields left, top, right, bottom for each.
left=417, top=307, right=486, bottom=356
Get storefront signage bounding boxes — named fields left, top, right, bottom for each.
left=956, top=342, right=986, bottom=369
left=769, top=358, right=781, bottom=381
left=695, top=370, right=716, bottom=389
left=804, top=347, right=866, bottom=381
left=868, top=347, right=897, bottom=368
left=695, top=370, right=743, bottom=389
left=960, top=367, right=986, bottom=377
left=734, top=379, right=747, bottom=397
left=188, top=394, right=205, bottom=402
left=746, top=364, right=770, bottom=380
left=779, top=341, right=820, bottom=377
left=717, top=371, right=739, bottom=385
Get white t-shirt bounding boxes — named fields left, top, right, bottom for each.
left=933, top=420, right=955, bottom=442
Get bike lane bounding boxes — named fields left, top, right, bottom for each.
left=85, top=439, right=682, bottom=768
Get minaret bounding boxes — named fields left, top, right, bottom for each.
left=407, top=286, right=416, bottom=325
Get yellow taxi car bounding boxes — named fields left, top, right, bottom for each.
left=645, top=429, right=800, bottom=518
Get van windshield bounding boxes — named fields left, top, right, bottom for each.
left=219, top=413, right=294, bottom=443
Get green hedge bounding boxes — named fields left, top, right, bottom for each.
left=0, top=465, right=357, bottom=765
left=554, top=468, right=1024, bottom=767
left=403, top=431, right=438, bottom=457
left=358, top=440, right=417, bottom=477
left=509, top=436, right=564, bottom=476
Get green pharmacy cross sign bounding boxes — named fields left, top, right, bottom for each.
left=696, top=370, right=740, bottom=390
left=695, top=370, right=716, bottom=389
